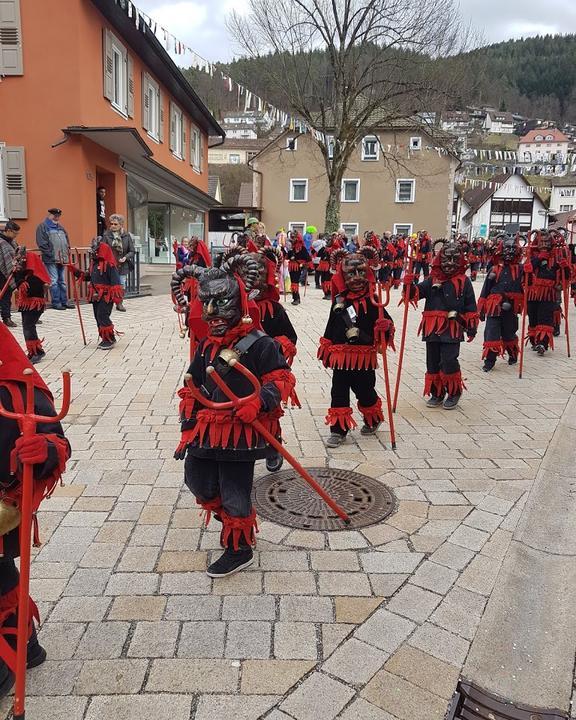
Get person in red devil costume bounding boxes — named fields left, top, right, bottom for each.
left=172, top=253, right=296, bottom=577
left=318, top=233, right=344, bottom=299
left=71, top=240, right=123, bottom=349
left=524, top=229, right=567, bottom=355
left=414, top=230, right=432, bottom=281
left=12, top=248, right=50, bottom=364
left=468, top=238, right=484, bottom=281
left=319, top=253, right=394, bottom=448
left=286, top=230, right=310, bottom=305
left=0, top=324, right=71, bottom=696
left=379, top=232, right=397, bottom=286
left=404, top=240, right=478, bottom=409
left=478, top=233, right=525, bottom=371
left=391, top=234, right=407, bottom=288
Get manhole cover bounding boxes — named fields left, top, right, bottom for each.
left=253, top=467, right=396, bottom=530
left=447, top=680, right=568, bottom=719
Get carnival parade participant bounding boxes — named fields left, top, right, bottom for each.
left=318, top=253, right=394, bottom=447
left=414, top=230, right=432, bottom=281
left=0, top=324, right=71, bottom=696
left=379, top=233, right=397, bottom=286
left=478, top=234, right=524, bottom=371
left=13, top=248, right=50, bottom=364
left=71, top=240, right=123, bottom=349
left=468, top=238, right=484, bottom=281
left=286, top=231, right=310, bottom=305
left=171, top=254, right=296, bottom=577
left=403, top=240, right=478, bottom=410
left=392, top=235, right=407, bottom=288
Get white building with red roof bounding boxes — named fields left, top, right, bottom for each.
left=518, top=128, right=570, bottom=163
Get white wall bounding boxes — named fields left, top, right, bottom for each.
left=550, top=185, right=576, bottom=212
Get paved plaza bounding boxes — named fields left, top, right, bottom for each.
left=1, top=282, right=575, bottom=720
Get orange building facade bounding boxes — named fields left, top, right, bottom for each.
left=0, top=0, right=223, bottom=263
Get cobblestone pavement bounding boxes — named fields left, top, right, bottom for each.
left=1, top=280, right=575, bottom=720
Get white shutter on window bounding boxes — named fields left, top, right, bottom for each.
left=142, top=73, right=150, bottom=131
left=169, top=102, right=176, bottom=151
left=0, top=0, right=23, bottom=75
left=127, top=55, right=134, bottom=118
left=181, top=121, right=186, bottom=159
left=103, top=28, right=114, bottom=100
left=199, top=132, right=204, bottom=173
left=3, top=146, right=27, bottom=218
left=158, top=89, right=164, bottom=142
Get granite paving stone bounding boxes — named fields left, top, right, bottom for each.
left=177, top=621, right=226, bottom=658
left=280, top=671, right=355, bottom=720
left=274, top=622, right=318, bottom=660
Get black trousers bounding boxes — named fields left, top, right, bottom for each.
left=392, top=266, right=403, bottom=284
left=314, top=268, right=322, bottom=288
left=0, top=559, right=19, bottom=595
left=414, top=262, right=430, bottom=280
left=378, top=266, right=392, bottom=284
left=484, top=312, right=518, bottom=343
left=527, top=300, right=554, bottom=348
left=320, top=270, right=332, bottom=294
left=92, top=300, right=113, bottom=329
left=330, top=368, right=378, bottom=435
left=0, top=286, right=13, bottom=321
left=21, top=310, right=42, bottom=342
left=184, top=455, right=254, bottom=517
left=426, top=342, right=460, bottom=378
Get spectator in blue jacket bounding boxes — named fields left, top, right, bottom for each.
left=35, top=209, right=73, bottom=310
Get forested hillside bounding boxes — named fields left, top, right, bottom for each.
left=183, top=34, right=576, bottom=125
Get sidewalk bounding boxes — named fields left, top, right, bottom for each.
left=1, top=284, right=574, bottom=720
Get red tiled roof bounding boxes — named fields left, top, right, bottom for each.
left=520, top=128, right=570, bottom=144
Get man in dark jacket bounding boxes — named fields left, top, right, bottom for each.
left=0, top=220, right=20, bottom=327
left=97, top=214, right=135, bottom=312
left=35, top=208, right=73, bottom=310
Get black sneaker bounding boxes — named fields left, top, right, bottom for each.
left=3, top=318, right=17, bottom=327
left=326, top=433, right=346, bottom=448
left=322, top=294, right=331, bottom=300
left=360, top=422, right=381, bottom=435
left=508, top=356, right=517, bottom=365
left=482, top=362, right=495, bottom=372
left=64, top=302, right=75, bottom=309
left=553, top=327, right=560, bottom=337
left=291, top=299, right=300, bottom=306
left=52, top=305, right=66, bottom=310
left=535, top=344, right=546, bottom=356
left=426, top=395, right=444, bottom=408
left=98, top=340, right=115, bottom=350
left=443, top=395, right=460, bottom=410
left=266, top=452, right=284, bottom=472
left=116, top=303, right=127, bottom=312
left=206, top=546, right=254, bottom=578
left=29, top=354, right=43, bottom=365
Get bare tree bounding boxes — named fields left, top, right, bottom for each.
left=228, top=0, right=475, bottom=231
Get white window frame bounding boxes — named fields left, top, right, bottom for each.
left=288, top=221, right=306, bottom=236
left=393, top=223, right=413, bottom=236
left=341, top=223, right=359, bottom=237
left=0, top=144, right=6, bottom=221
left=286, top=136, right=298, bottom=151
left=190, top=125, right=201, bottom=171
left=326, top=135, right=335, bottom=159
left=361, top=135, right=379, bottom=161
left=560, top=204, right=574, bottom=212
left=396, top=179, right=415, bottom=203
left=410, top=136, right=422, bottom=151
left=341, top=179, right=360, bottom=203
left=111, top=41, right=127, bottom=115
left=144, top=75, right=160, bottom=141
left=290, top=178, right=308, bottom=202
left=172, top=105, right=183, bottom=159
left=229, top=153, right=241, bottom=164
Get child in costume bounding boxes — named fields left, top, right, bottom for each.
left=13, top=248, right=50, bottom=364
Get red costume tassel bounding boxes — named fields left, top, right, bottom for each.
left=220, top=508, right=258, bottom=551
left=358, top=399, right=384, bottom=427
left=325, top=407, right=357, bottom=431
left=290, top=283, right=299, bottom=294
left=16, top=284, right=46, bottom=312
left=509, top=292, right=524, bottom=314
left=484, top=294, right=503, bottom=317
left=98, top=324, right=115, bottom=341
left=400, top=284, right=419, bottom=308
left=320, top=344, right=378, bottom=371
left=25, top=339, right=44, bottom=357
left=317, top=337, right=332, bottom=365
left=0, top=588, right=41, bottom=673
left=275, top=336, right=297, bottom=365
left=318, top=260, right=330, bottom=272
left=441, top=370, right=467, bottom=396
left=177, top=387, right=197, bottom=420
left=482, top=340, right=504, bottom=359
left=423, top=372, right=443, bottom=397
left=418, top=311, right=449, bottom=337
left=257, top=300, right=275, bottom=321
left=526, top=279, right=557, bottom=302
left=532, top=324, right=555, bottom=350
left=553, top=308, right=563, bottom=327
left=503, top=338, right=519, bottom=359
left=88, top=284, right=124, bottom=304
left=262, top=368, right=296, bottom=404
left=197, top=497, right=222, bottom=527
left=461, top=311, right=480, bottom=333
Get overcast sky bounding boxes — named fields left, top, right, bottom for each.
left=136, top=0, right=576, bottom=62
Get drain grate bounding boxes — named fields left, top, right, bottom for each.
left=446, top=680, right=569, bottom=720
left=253, top=467, right=396, bottom=530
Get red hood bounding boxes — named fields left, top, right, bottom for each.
left=0, top=324, right=51, bottom=395
left=25, top=252, right=51, bottom=284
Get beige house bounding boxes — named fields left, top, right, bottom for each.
left=208, top=138, right=270, bottom=165
left=251, top=127, right=459, bottom=237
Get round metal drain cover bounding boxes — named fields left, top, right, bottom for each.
left=253, top=467, right=396, bottom=530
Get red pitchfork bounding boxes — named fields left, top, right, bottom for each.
left=0, top=368, right=71, bottom=720
left=371, top=282, right=397, bottom=449
left=184, top=363, right=351, bottom=524
left=392, top=237, right=416, bottom=412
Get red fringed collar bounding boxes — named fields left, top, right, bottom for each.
left=203, top=323, right=254, bottom=361
left=430, top=270, right=467, bottom=294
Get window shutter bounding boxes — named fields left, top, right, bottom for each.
left=0, top=0, right=23, bottom=75
left=158, top=89, right=164, bottom=142
left=127, top=54, right=134, bottom=118
left=142, top=73, right=150, bottom=131
left=199, top=132, right=204, bottom=173
left=181, top=122, right=186, bottom=159
left=103, top=28, right=114, bottom=100
left=3, top=146, right=27, bottom=218
left=169, top=102, right=176, bottom=152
